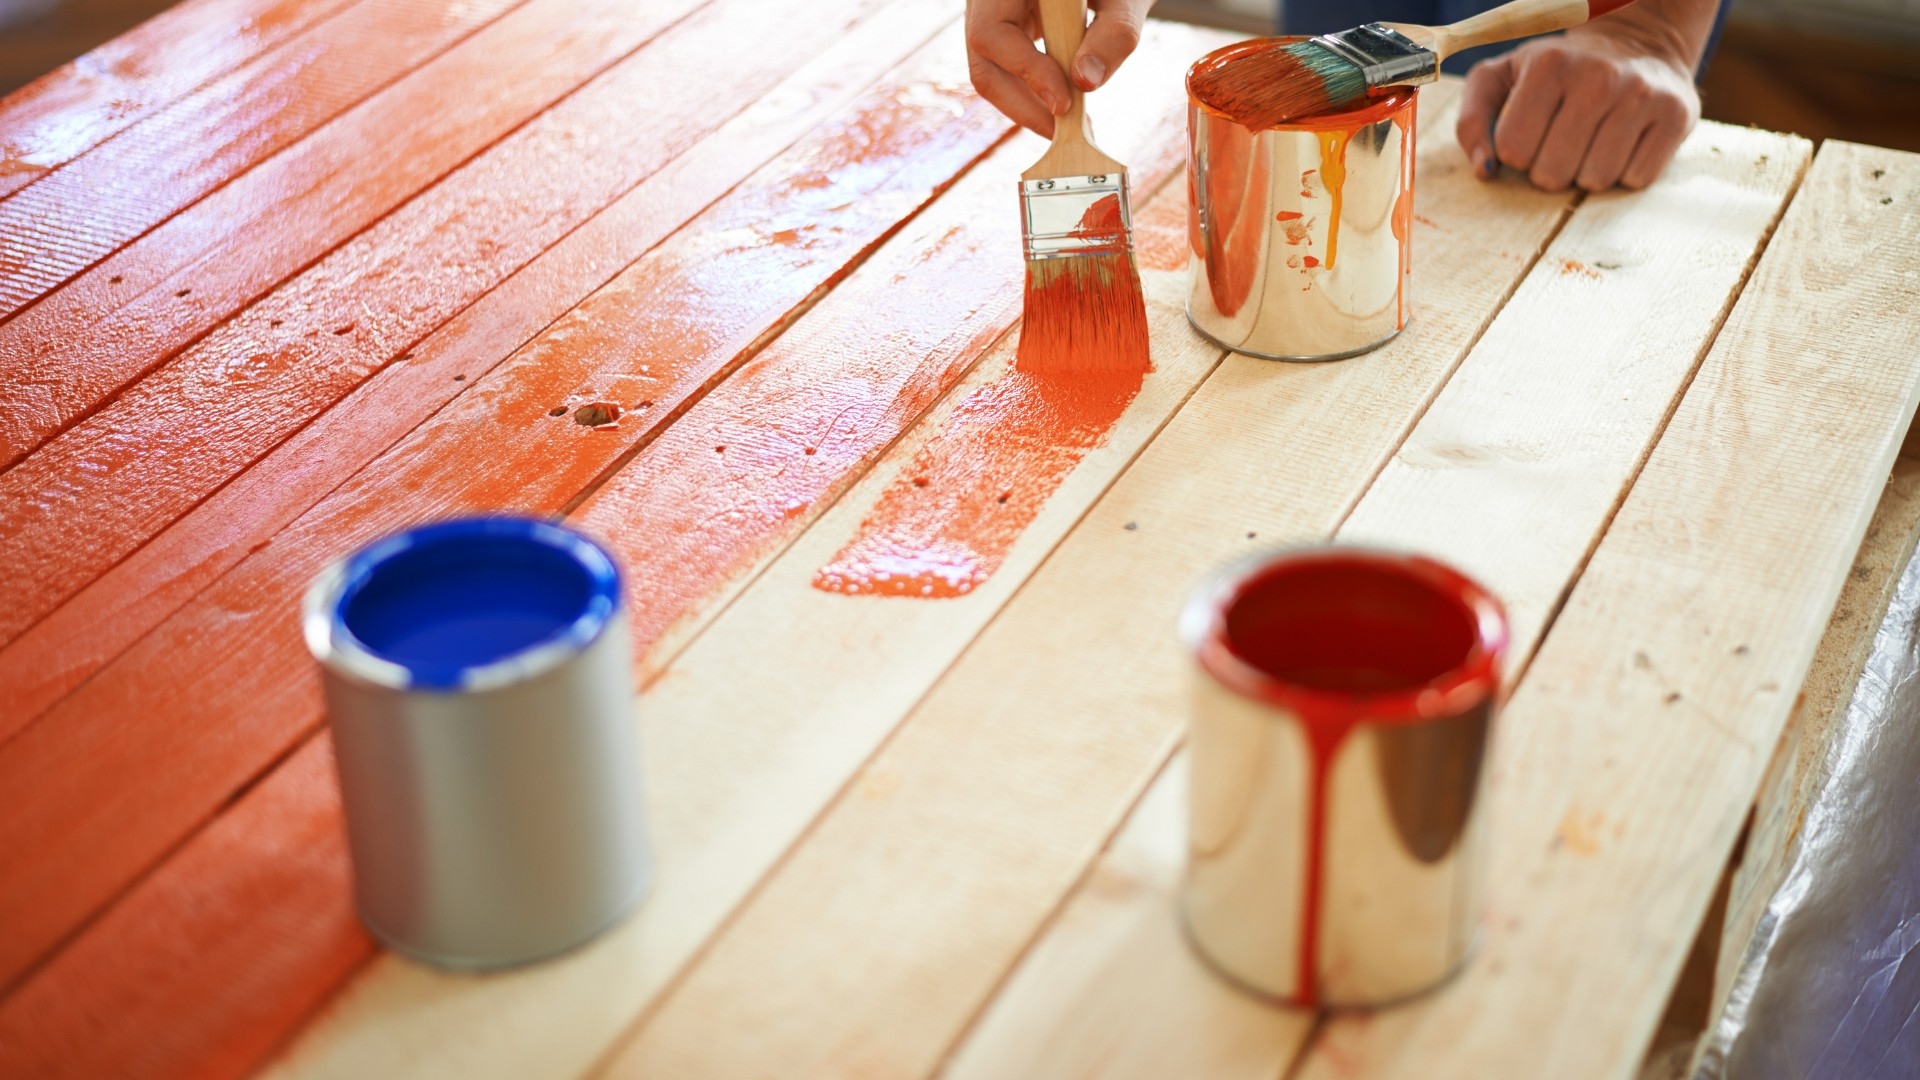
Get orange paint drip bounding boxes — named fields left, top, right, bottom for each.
left=1389, top=110, right=1416, bottom=326
left=1314, top=129, right=1349, bottom=269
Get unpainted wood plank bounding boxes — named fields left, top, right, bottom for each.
left=947, top=120, right=1805, bottom=1080
left=0, top=34, right=1010, bottom=1000
left=1322, top=121, right=1810, bottom=657
left=0, top=0, right=964, bottom=727
left=942, top=754, right=1314, bottom=1080
left=259, top=28, right=1214, bottom=1079
left=1293, top=140, right=1920, bottom=1080
left=0, top=0, right=905, bottom=660
left=0, top=740, right=357, bottom=1080
left=595, top=81, right=1549, bottom=1080
left=0, top=0, right=362, bottom=200
left=0, top=0, right=523, bottom=323
left=0, top=0, right=702, bottom=474
left=660, top=118, right=1802, bottom=1080
left=1690, top=451, right=1920, bottom=1076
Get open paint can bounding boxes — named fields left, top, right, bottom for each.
left=1179, top=547, right=1507, bottom=1007
left=303, top=516, right=653, bottom=969
left=1185, top=40, right=1417, bottom=361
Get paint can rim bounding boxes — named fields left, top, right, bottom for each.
left=303, top=516, right=622, bottom=693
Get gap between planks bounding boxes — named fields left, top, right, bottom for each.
left=257, top=25, right=1222, bottom=1079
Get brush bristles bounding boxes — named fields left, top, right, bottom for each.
left=1190, top=39, right=1368, bottom=130
left=1017, top=254, right=1150, bottom=378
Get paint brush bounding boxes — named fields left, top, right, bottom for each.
left=1189, top=0, right=1638, bottom=130
left=1016, top=0, right=1150, bottom=379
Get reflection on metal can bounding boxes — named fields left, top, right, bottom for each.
left=1179, top=546, right=1507, bottom=1007
left=304, top=516, right=653, bottom=970
left=1186, top=40, right=1417, bottom=361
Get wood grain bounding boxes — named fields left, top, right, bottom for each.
left=0, top=0, right=902, bottom=655
left=934, top=119, right=1808, bottom=1080
left=0, top=739, right=361, bottom=1080
left=1293, top=139, right=1920, bottom=1080
left=0, top=0, right=360, bottom=200
left=0, top=0, right=703, bottom=473
left=594, top=80, right=1553, bottom=1080
left=0, top=0, right=964, bottom=731
left=0, top=30, right=1008, bottom=1000
left=259, top=26, right=1214, bottom=1079
left=0, top=0, right=520, bottom=322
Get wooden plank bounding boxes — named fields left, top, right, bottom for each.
left=1335, top=122, right=1809, bottom=669
left=0, top=0, right=361, bottom=200
left=0, top=0, right=704, bottom=473
left=256, top=28, right=1213, bottom=1079
left=0, top=31, right=1009, bottom=999
left=592, top=79, right=1500, bottom=1080
left=0, top=0, right=963, bottom=730
left=1293, top=140, right=1920, bottom=1080
left=570, top=22, right=1200, bottom=670
left=0, top=740, right=358, bottom=1080
left=0, top=0, right=524, bottom=321
left=0, top=0, right=903, bottom=657
left=1691, top=453, right=1920, bottom=1075
left=618, top=121, right=1804, bottom=1078
left=943, top=758, right=1314, bottom=1080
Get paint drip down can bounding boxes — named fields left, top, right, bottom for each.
left=1185, top=41, right=1417, bottom=361
left=304, top=517, right=653, bottom=970
left=1180, top=547, right=1507, bottom=1007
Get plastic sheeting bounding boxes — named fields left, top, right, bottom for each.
left=1697, top=548, right=1920, bottom=1078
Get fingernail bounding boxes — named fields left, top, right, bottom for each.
left=1076, top=56, right=1106, bottom=90
left=1478, top=152, right=1498, bottom=179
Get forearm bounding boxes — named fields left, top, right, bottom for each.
left=1571, top=0, right=1720, bottom=72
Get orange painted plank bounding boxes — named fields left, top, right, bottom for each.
left=0, top=0, right=526, bottom=321
left=0, top=0, right=362, bottom=201
left=0, top=0, right=904, bottom=655
left=0, top=0, right=707, bottom=473
left=571, top=31, right=1198, bottom=664
left=0, top=740, right=366, bottom=1080
left=0, top=0, right=961, bottom=733
left=0, top=35, right=1007, bottom=1000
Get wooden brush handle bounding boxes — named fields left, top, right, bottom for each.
left=1425, top=0, right=1637, bottom=60
left=1021, top=0, right=1124, bottom=181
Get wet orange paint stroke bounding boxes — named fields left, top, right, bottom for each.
left=813, top=347, right=1148, bottom=597
left=0, top=38, right=1204, bottom=1080
left=0, top=0, right=702, bottom=473
left=574, top=22, right=1207, bottom=656
left=0, top=738, right=367, bottom=1080
left=0, top=0, right=962, bottom=733
left=0, top=0, right=359, bottom=201
left=0, top=0, right=523, bottom=320
left=0, top=44, right=1009, bottom=998
left=0, top=0, right=902, bottom=651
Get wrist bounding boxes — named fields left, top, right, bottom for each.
left=1566, top=19, right=1697, bottom=80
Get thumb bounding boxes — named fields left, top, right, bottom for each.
left=1456, top=55, right=1516, bottom=180
left=1072, top=0, right=1144, bottom=91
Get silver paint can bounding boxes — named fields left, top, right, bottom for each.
left=1179, top=547, right=1507, bottom=1006
left=1186, top=40, right=1417, bottom=361
left=304, top=516, right=653, bottom=969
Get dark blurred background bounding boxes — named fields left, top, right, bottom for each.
left=4, top=0, right=1918, bottom=153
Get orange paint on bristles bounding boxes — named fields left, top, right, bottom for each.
left=1187, top=37, right=1370, bottom=132
left=1015, top=193, right=1149, bottom=380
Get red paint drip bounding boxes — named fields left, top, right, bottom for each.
left=1197, top=552, right=1506, bottom=1005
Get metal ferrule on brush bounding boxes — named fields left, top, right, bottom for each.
left=1310, top=23, right=1437, bottom=89
left=1019, top=173, right=1132, bottom=261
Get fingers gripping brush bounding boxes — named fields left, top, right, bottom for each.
left=1189, top=0, right=1638, bottom=130
left=1016, top=0, right=1150, bottom=379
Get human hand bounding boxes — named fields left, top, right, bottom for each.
left=1456, top=24, right=1701, bottom=192
left=965, top=0, right=1155, bottom=138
